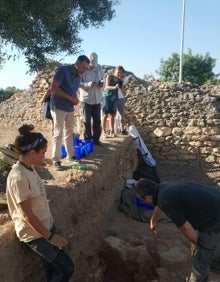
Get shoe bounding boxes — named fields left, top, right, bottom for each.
left=53, top=161, right=62, bottom=171
left=110, top=132, right=117, bottom=138
left=103, top=131, right=109, bottom=138
left=121, top=130, right=128, bottom=135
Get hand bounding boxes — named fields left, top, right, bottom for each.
left=151, top=228, right=158, bottom=241
left=71, top=96, right=79, bottom=105
left=190, top=242, right=197, bottom=255
left=150, top=219, right=157, bottom=231
left=91, top=81, right=97, bottom=87
left=39, top=99, right=45, bottom=105
left=50, top=234, right=68, bottom=249
left=150, top=220, right=158, bottom=240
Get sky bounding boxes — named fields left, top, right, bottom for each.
left=0, top=0, right=220, bottom=89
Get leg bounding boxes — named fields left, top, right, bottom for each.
left=102, top=113, right=108, bottom=136
left=117, top=98, right=125, bottom=130
left=109, top=114, right=116, bottom=136
left=189, top=232, right=217, bottom=282
left=63, top=111, right=74, bottom=160
left=51, top=249, right=74, bottom=282
left=26, top=236, right=74, bottom=282
left=83, top=103, right=93, bottom=140
left=91, top=103, right=101, bottom=142
left=50, top=119, right=54, bottom=138
left=210, top=232, right=220, bottom=273
left=51, top=109, right=66, bottom=162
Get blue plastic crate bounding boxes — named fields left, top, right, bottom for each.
left=61, top=138, right=93, bottom=160
left=135, top=196, right=154, bottom=210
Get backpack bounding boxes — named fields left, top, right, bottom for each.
left=117, top=186, right=153, bottom=223
left=117, top=149, right=160, bottom=223
left=133, top=149, right=160, bottom=183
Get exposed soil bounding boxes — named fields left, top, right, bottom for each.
left=1, top=126, right=220, bottom=281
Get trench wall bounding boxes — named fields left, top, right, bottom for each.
left=0, top=137, right=137, bottom=282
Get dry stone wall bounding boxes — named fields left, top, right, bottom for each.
left=1, top=65, right=220, bottom=164
left=124, top=79, right=220, bottom=164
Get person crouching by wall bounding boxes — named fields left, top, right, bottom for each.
left=6, top=124, right=74, bottom=281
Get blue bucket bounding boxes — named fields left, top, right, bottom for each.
left=135, top=196, right=154, bottom=210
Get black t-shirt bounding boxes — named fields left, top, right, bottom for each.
left=154, top=181, right=220, bottom=232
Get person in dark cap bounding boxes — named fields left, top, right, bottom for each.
left=135, top=178, right=220, bottom=282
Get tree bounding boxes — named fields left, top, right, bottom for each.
left=156, top=49, right=216, bottom=85
left=0, top=0, right=118, bottom=72
left=0, top=86, right=21, bottom=103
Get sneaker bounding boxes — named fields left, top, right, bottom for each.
left=110, top=132, right=117, bottom=138
left=103, top=131, right=109, bottom=138
left=121, top=130, right=128, bottom=135
left=53, top=161, right=62, bottom=171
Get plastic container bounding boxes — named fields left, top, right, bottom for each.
left=125, top=178, right=137, bottom=189
left=61, top=138, right=93, bottom=160
left=135, top=196, right=154, bottom=210
left=71, top=163, right=93, bottom=170
left=83, top=140, right=93, bottom=154
left=74, top=146, right=85, bottom=160
left=61, top=145, right=67, bottom=158
left=74, top=138, right=84, bottom=147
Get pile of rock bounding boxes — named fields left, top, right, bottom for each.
left=0, top=64, right=220, bottom=163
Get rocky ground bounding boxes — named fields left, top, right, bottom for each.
left=1, top=126, right=220, bottom=281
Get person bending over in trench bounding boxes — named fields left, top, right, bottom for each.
left=135, top=178, right=220, bottom=282
left=6, top=124, right=74, bottom=281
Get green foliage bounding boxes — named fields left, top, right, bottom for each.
left=0, top=159, right=11, bottom=171
left=143, top=73, right=155, bottom=81
left=0, top=0, right=118, bottom=72
left=156, top=49, right=216, bottom=85
left=0, top=86, right=22, bottom=102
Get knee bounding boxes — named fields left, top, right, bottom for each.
left=65, top=259, right=75, bottom=278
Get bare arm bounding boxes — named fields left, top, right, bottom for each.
left=179, top=221, right=198, bottom=245
left=20, top=198, right=68, bottom=248
left=51, top=80, right=78, bottom=105
left=40, top=87, right=51, bottom=104
left=105, top=75, right=119, bottom=91
left=150, top=205, right=164, bottom=230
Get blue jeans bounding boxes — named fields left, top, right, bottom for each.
left=26, top=228, right=74, bottom=282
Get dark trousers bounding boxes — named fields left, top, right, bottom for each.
left=189, top=231, right=220, bottom=282
left=82, top=103, right=101, bottom=142
left=26, top=227, right=74, bottom=282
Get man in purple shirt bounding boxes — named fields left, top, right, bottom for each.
left=50, top=55, right=90, bottom=170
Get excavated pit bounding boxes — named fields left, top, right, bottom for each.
left=1, top=130, right=220, bottom=282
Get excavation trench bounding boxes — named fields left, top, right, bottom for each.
left=0, top=135, right=219, bottom=282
